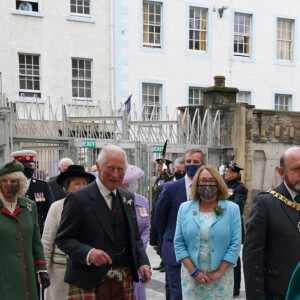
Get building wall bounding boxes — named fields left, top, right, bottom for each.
left=0, top=0, right=113, bottom=116
left=118, top=0, right=300, bottom=116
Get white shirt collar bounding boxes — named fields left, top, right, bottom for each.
left=283, top=181, right=298, bottom=201
left=96, top=177, right=116, bottom=196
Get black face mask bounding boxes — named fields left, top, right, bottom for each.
left=174, top=172, right=186, bottom=180
left=23, top=168, right=34, bottom=179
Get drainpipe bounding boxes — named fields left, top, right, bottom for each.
left=110, top=0, right=115, bottom=113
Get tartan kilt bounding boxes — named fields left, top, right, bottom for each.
left=67, top=268, right=136, bottom=300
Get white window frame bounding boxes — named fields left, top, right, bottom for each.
left=237, top=91, right=251, bottom=104
left=72, top=58, right=92, bottom=100
left=234, top=12, right=252, bottom=57
left=189, top=7, right=208, bottom=52
left=189, top=87, right=203, bottom=105
left=16, top=0, right=40, bottom=12
left=142, top=83, right=162, bottom=121
left=70, top=0, right=91, bottom=17
left=274, top=94, right=292, bottom=111
left=142, top=1, right=162, bottom=49
left=276, top=18, right=293, bottom=61
left=19, top=53, right=41, bottom=98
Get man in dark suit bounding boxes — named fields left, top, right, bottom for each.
left=243, top=146, right=300, bottom=300
left=56, top=145, right=151, bottom=299
left=155, top=148, right=205, bottom=300
left=48, top=157, right=73, bottom=201
left=150, top=156, right=186, bottom=300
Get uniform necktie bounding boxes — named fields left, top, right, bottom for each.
left=294, top=195, right=300, bottom=203
left=110, top=192, right=118, bottom=213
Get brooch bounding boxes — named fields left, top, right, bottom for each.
left=212, top=205, right=226, bottom=216
left=192, top=211, right=197, bottom=216
left=26, top=203, right=32, bottom=212
left=122, top=196, right=133, bottom=206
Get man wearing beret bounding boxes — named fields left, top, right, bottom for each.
left=224, top=162, right=248, bottom=297
left=11, top=150, right=54, bottom=235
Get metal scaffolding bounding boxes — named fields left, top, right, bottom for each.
left=0, top=94, right=221, bottom=199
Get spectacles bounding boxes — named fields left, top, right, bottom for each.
left=199, top=178, right=217, bottom=185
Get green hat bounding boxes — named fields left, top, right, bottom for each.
left=0, top=160, right=24, bottom=177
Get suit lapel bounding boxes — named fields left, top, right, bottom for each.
left=117, top=189, right=134, bottom=230
left=89, top=182, right=116, bottom=245
left=275, top=183, right=300, bottom=234
left=178, top=178, right=187, bottom=202
left=211, top=201, right=226, bottom=226
left=192, top=201, right=201, bottom=228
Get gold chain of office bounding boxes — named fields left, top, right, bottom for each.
left=267, top=190, right=300, bottom=211
left=268, top=190, right=300, bottom=232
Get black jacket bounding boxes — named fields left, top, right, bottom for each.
left=243, top=182, right=300, bottom=299
left=25, top=177, right=54, bottom=233
left=56, top=181, right=150, bottom=289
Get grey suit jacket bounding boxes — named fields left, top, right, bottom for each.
left=56, top=181, right=150, bottom=289
left=243, top=182, right=300, bottom=299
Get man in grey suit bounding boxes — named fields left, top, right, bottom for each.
left=243, top=146, right=300, bottom=300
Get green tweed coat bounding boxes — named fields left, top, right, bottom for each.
left=0, top=197, right=47, bottom=300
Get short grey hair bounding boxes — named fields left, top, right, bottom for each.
left=0, top=171, right=29, bottom=199
left=174, top=156, right=185, bottom=166
left=97, top=145, right=128, bottom=168
left=58, top=158, right=74, bottom=168
left=185, top=147, right=205, bottom=164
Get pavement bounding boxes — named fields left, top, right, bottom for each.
left=145, top=246, right=246, bottom=299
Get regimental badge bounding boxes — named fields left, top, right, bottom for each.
left=26, top=202, right=32, bottom=212
left=138, top=207, right=148, bottom=217
left=34, top=193, right=45, bottom=202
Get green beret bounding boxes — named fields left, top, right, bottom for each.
left=0, top=160, right=24, bottom=177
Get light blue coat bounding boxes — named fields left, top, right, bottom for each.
left=174, top=200, right=241, bottom=271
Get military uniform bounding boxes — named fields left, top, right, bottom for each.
left=225, top=166, right=248, bottom=296
left=25, top=177, right=54, bottom=234
left=152, top=170, right=174, bottom=195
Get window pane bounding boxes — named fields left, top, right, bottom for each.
left=234, top=13, right=251, bottom=57
left=276, top=18, right=293, bottom=61
left=143, top=1, right=162, bottom=48
left=189, top=7, right=207, bottom=51
left=19, top=54, right=40, bottom=95
left=142, top=83, right=162, bottom=120
left=72, top=58, right=92, bottom=99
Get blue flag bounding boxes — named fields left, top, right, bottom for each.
left=124, top=95, right=132, bottom=114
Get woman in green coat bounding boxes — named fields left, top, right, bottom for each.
left=0, top=160, right=50, bottom=300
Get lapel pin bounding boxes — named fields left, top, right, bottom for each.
left=193, top=211, right=197, bottom=215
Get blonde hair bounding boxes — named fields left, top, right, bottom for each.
left=0, top=171, right=29, bottom=199
left=190, top=165, right=229, bottom=201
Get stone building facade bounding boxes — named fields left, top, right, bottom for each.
left=202, top=76, right=300, bottom=218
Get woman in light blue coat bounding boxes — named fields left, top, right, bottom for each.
left=174, top=165, right=241, bottom=299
